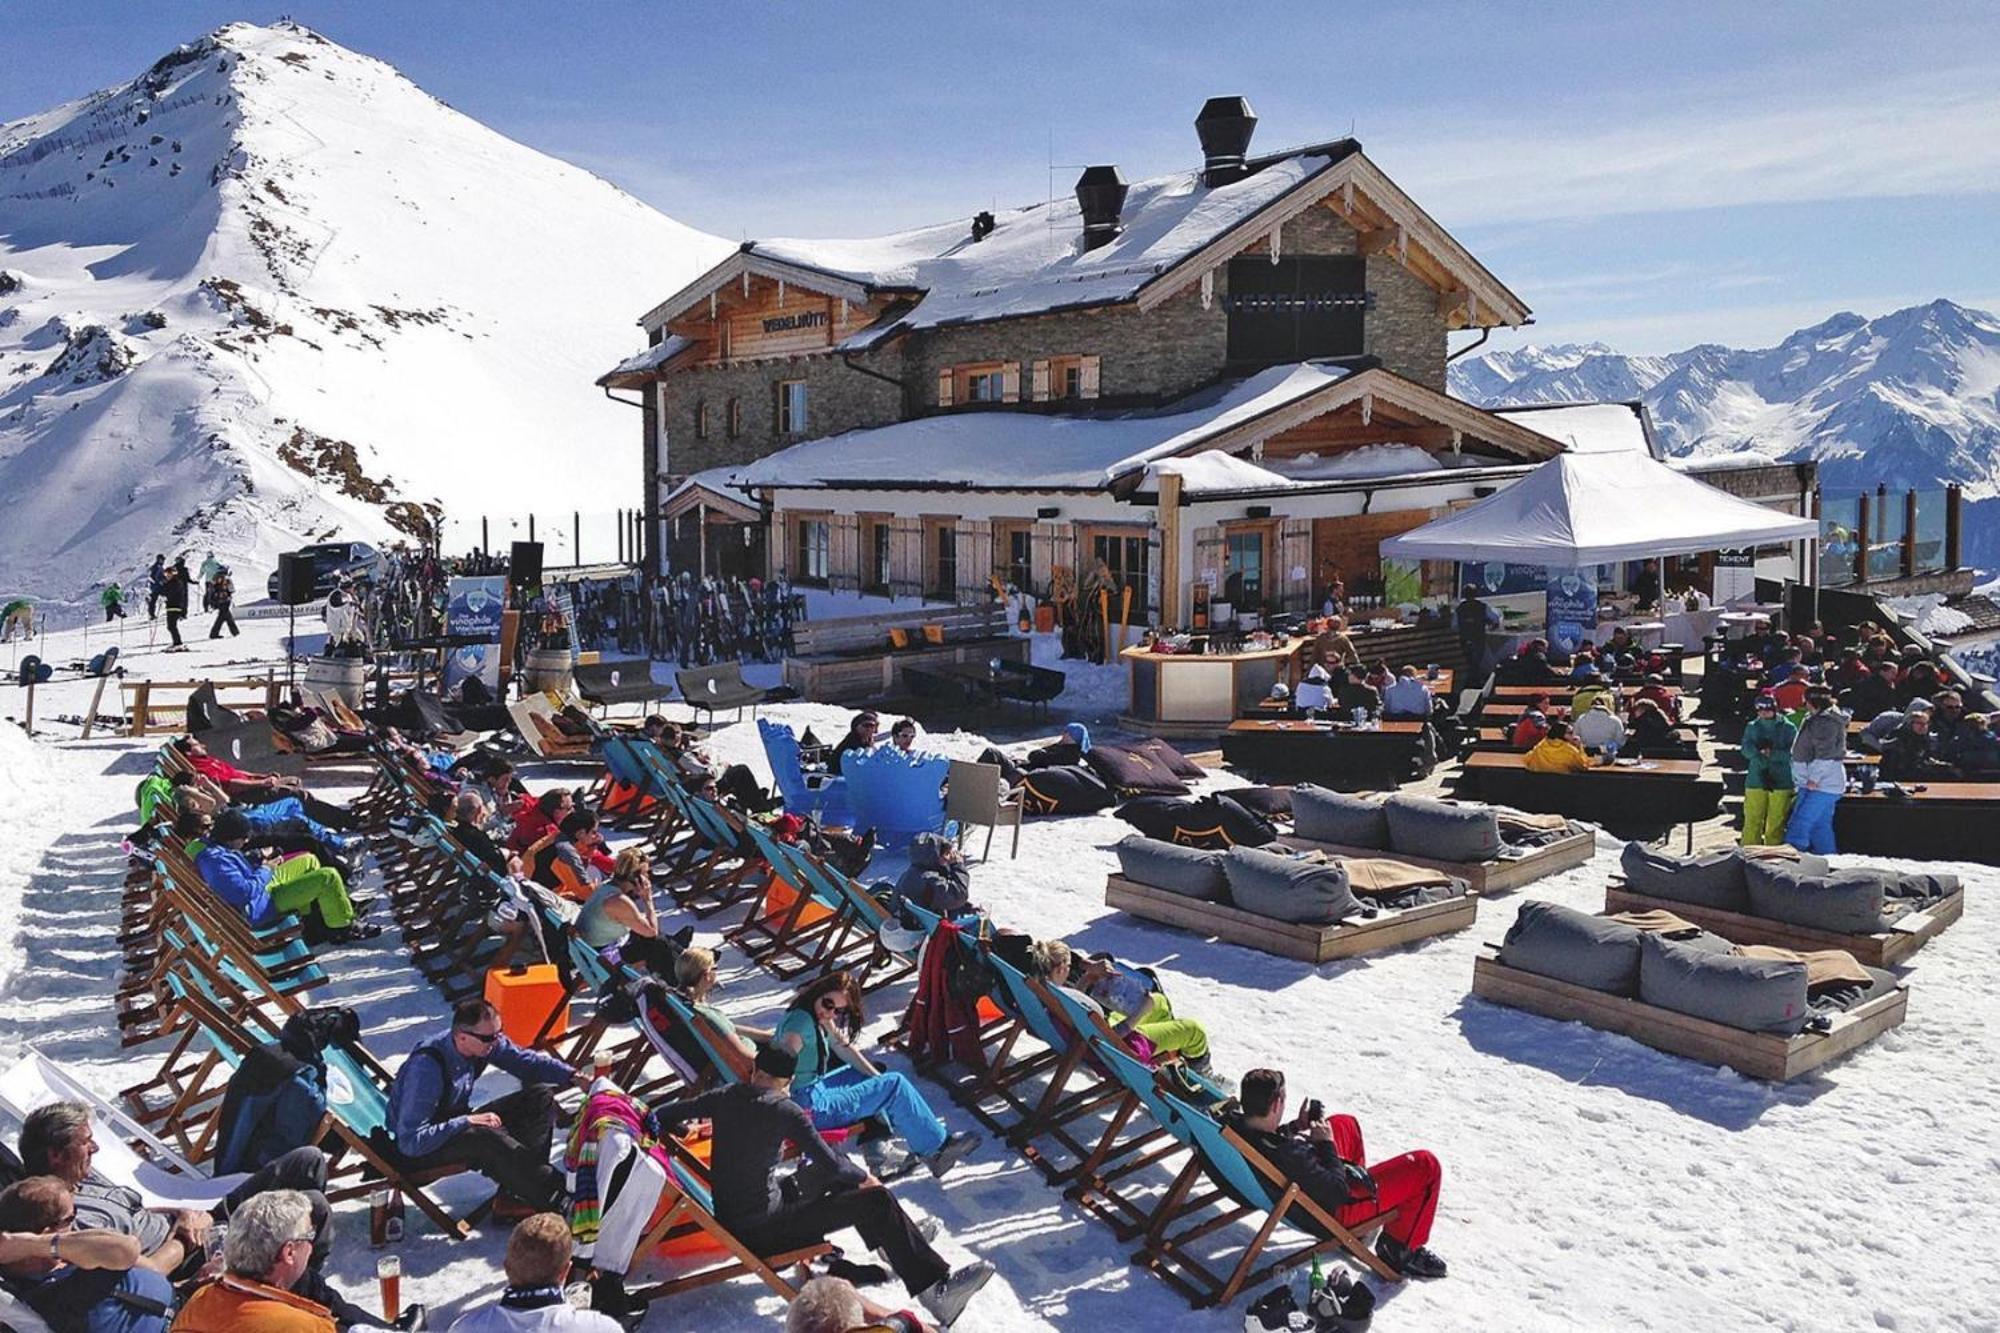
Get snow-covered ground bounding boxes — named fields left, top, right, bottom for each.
left=4, top=613, right=1999, bottom=1330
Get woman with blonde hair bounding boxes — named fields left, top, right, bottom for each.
left=574, top=847, right=690, bottom=976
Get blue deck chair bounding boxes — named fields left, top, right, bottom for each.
left=726, top=821, right=848, bottom=978
left=842, top=747, right=948, bottom=849
left=758, top=719, right=852, bottom=828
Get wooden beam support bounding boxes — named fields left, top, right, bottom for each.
left=1357, top=226, right=1400, bottom=256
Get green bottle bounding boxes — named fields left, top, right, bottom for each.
left=1310, top=1254, right=1324, bottom=1292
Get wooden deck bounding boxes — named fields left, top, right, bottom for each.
left=1602, top=883, right=1965, bottom=968
left=1105, top=874, right=1476, bottom=964
left=1278, top=825, right=1596, bottom=896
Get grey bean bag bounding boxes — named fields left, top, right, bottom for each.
left=1496, top=901, right=1645, bottom=995
left=1619, top=843, right=1749, bottom=911
left=1638, top=932, right=1810, bottom=1035
left=1292, top=785, right=1388, bottom=849
left=1385, top=795, right=1503, bottom=863
left=1742, top=860, right=1887, bottom=935
left=1222, top=845, right=1361, bottom=925
left=1115, top=835, right=1229, bottom=902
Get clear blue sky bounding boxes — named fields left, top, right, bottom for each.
left=6, top=1, right=1998, bottom=355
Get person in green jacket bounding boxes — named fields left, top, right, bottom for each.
left=1740, top=691, right=1798, bottom=845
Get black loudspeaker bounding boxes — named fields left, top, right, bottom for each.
left=1246, top=504, right=1272, bottom=519
left=277, top=553, right=316, bottom=605
left=510, top=540, right=544, bottom=587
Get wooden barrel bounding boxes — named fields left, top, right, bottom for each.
left=302, top=655, right=367, bottom=708
left=524, top=647, right=573, bottom=695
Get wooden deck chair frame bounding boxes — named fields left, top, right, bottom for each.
left=625, top=1142, right=829, bottom=1305
left=795, top=862, right=919, bottom=996
left=1135, top=1086, right=1401, bottom=1308
left=1064, top=1036, right=1200, bottom=1240
left=725, top=823, right=849, bottom=979
left=154, top=963, right=485, bottom=1238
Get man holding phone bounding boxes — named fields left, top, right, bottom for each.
left=1226, top=1068, right=1448, bottom=1280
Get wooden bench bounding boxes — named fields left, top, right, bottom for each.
left=1279, top=823, right=1595, bottom=896
left=1602, top=880, right=1965, bottom=968
left=1833, top=783, right=2000, bottom=866
left=673, top=662, right=767, bottom=726
left=122, top=676, right=283, bottom=737
left=1458, top=751, right=1722, bottom=848
left=1220, top=719, right=1434, bottom=787
left=1105, top=873, right=1477, bottom=964
left=783, top=602, right=1026, bottom=704
left=1470, top=949, right=1909, bottom=1081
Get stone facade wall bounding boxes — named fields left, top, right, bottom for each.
left=657, top=349, right=905, bottom=479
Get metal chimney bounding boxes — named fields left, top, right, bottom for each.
left=1195, top=95, right=1258, bottom=186
left=1075, top=165, right=1129, bottom=251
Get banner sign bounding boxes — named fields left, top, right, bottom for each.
left=1544, top=566, right=1599, bottom=655
left=1459, top=562, right=1543, bottom=598
left=446, top=576, right=506, bottom=640
left=443, top=641, right=501, bottom=698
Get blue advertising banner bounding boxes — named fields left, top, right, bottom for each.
left=1545, top=566, right=1599, bottom=655
left=446, top=576, right=506, bottom=640
left=443, top=641, right=501, bottom=698
left=1459, top=562, right=1544, bottom=598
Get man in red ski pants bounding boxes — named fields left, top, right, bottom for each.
left=1226, top=1067, right=1447, bottom=1279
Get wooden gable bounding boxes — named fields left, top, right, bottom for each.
left=662, top=272, right=891, bottom=368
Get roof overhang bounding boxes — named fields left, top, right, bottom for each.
left=661, top=475, right=761, bottom=524
left=1105, top=366, right=1563, bottom=495
left=639, top=250, right=884, bottom=333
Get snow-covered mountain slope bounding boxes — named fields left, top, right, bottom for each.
left=0, top=22, right=730, bottom=603
left=1451, top=301, right=2000, bottom=570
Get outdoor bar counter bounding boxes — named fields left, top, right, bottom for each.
left=1121, top=640, right=1302, bottom=737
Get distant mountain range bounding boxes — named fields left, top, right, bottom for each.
left=0, top=22, right=729, bottom=602
left=1450, top=299, right=2000, bottom=572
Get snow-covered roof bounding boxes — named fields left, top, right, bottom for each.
left=602, top=334, right=693, bottom=380
left=636, top=144, right=1531, bottom=345
left=734, top=363, right=1356, bottom=493
left=1488, top=401, right=1658, bottom=458
left=662, top=465, right=760, bottom=521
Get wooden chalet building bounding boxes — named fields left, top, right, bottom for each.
left=601, top=97, right=1813, bottom=625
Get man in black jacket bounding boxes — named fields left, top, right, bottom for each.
left=162, top=558, right=191, bottom=651
left=637, top=1044, right=993, bottom=1328
left=1225, top=1067, right=1447, bottom=1280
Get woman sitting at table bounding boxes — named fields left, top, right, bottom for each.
left=1294, top=664, right=1334, bottom=713
left=1524, top=719, right=1596, bottom=774
left=1627, top=698, right=1683, bottom=755
left=1573, top=694, right=1627, bottom=754
left=1331, top=665, right=1382, bottom=718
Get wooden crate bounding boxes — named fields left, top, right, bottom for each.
left=1602, top=883, right=1964, bottom=968
left=1278, top=826, right=1595, bottom=896
left=1469, top=951, right=1909, bottom=1082
left=1104, top=874, right=1476, bottom=965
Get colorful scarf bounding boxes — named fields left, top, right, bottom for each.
left=564, top=1090, right=648, bottom=1242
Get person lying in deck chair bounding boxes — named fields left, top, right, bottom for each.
left=385, top=999, right=579, bottom=1221
left=172, top=737, right=359, bottom=832
left=772, top=974, right=981, bottom=1183
left=893, top=834, right=977, bottom=919
left=190, top=812, right=381, bottom=945
left=640, top=1044, right=995, bottom=1329
left=450, top=791, right=522, bottom=878
left=1228, top=1068, right=1448, bottom=1281
left=0, top=1177, right=176, bottom=1333
left=15, top=1107, right=398, bottom=1329
left=1027, top=941, right=1227, bottom=1090
left=144, top=774, right=357, bottom=879
left=506, top=789, right=573, bottom=854
left=574, top=849, right=692, bottom=979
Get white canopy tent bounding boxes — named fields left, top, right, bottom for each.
left=1379, top=449, right=1817, bottom=565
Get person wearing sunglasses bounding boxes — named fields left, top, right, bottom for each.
left=773, top=974, right=980, bottom=1182
left=0, top=1176, right=174, bottom=1333
left=386, top=998, right=582, bottom=1221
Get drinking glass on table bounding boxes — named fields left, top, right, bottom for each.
left=377, top=1255, right=402, bottom=1321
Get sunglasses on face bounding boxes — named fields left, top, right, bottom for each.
left=458, top=1027, right=501, bottom=1047
left=818, top=996, right=850, bottom=1016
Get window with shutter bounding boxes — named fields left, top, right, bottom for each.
left=1031, top=360, right=1051, bottom=402
left=1079, top=355, right=1101, bottom=399
left=1001, top=362, right=1021, bottom=403
left=937, top=368, right=955, bottom=407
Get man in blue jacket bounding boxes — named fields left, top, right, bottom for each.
left=386, top=998, right=580, bottom=1218
left=191, top=810, right=378, bottom=944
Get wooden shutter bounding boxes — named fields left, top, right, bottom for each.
left=1030, top=523, right=1054, bottom=596
left=1053, top=523, right=1078, bottom=591
left=1001, top=362, right=1021, bottom=403
left=936, top=368, right=955, bottom=408
left=831, top=513, right=860, bottom=591
left=1079, top=354, right=1101, bottom=400
left=892, top=516, right=925, bottom=598
left=1279, top=518, right=1312, bottom=612
left=1031, top=359, right=1051, bottom=402
left=954, top=518, right=993, bottom=603
left=767, top=509, right=788, bottom=581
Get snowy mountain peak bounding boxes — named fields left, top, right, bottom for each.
left=1452, top=300, right=2000, bottom=571
left=0, top=23, right=731, bottom=602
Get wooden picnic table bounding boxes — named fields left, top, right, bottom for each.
left=1833, top=781, right=2000, bottom=865
left=1458, top=750, right=1721, bottom=847
left=1220, top=718, right=1435, bottom=788
left=1490, top=683, right=1681, bottom=701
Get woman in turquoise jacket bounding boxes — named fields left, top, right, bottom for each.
left=1740, top=692, right=1798, bottom=845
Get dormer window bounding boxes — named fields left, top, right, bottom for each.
left=967, top=369, right=1005, bottom=402
left=938, top=361, right=1021, bottom=408
left=1031, top=355, right=1100, bottom=402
